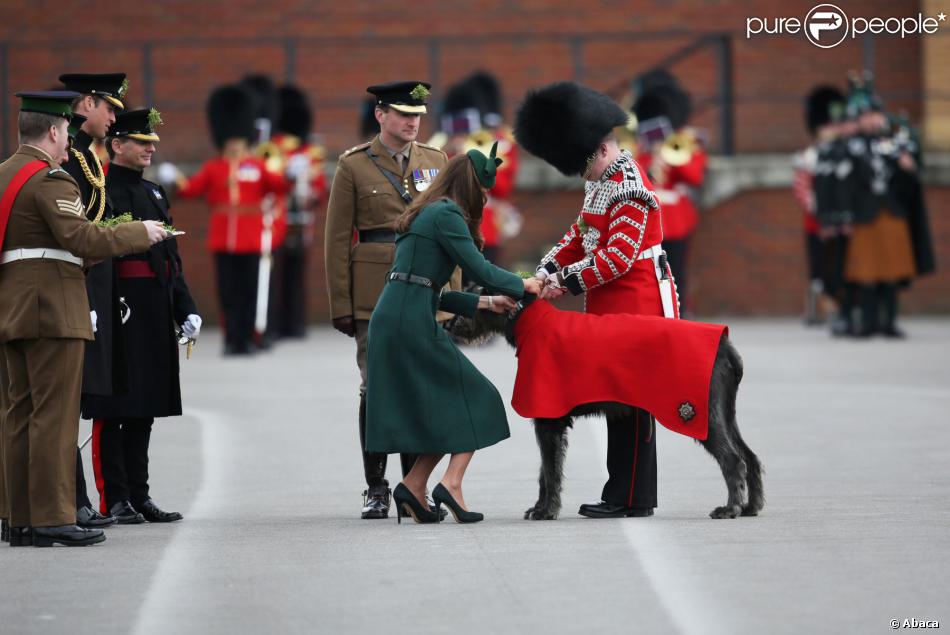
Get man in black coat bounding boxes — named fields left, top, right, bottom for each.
left=82, top=107, right=200, bottom=523
left=60, top=72, right=129, bottom=528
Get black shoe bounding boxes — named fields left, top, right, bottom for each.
left=361, top=484, right=391, bottom=519
left=578, top=501, right=655, bottom=519
left=432, top=483, right=483, bottom=524
left=109, top=500, right=146, bottom=525
left=33, top=524, right=105, bottom=547
left=392, top=483, right=439, bottom=524
left=9, top=526, right=33, bottom=547
left=137, top=498, right=183, bottom=523
left=427, top=492, right=448, bottom=521
left=77, top=505, right=117, bottom=528
left=880, top=326, right=906, bottom=339
left=1, top=518, right=7, bottom=542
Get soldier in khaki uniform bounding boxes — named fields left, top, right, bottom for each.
left=325, top=81, right=451, bottom=519
left=0, top=91, right=166, bottom=547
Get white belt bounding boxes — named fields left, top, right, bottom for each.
left=637, top=244, right=663, bottom=261
left=1, top=248, right=82, bottom=266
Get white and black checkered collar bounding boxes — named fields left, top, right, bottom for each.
left=600, top=149, right=632, bottom=182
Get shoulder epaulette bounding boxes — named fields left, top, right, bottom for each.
left=341, top=142, right=372, bottom=158
left=415, top=141, right=446, bottom=154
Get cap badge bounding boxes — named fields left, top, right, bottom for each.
left=410, top=84, right=429, bottom=100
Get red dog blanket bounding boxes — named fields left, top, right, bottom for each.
left=511, top=300, right=728, bottom=440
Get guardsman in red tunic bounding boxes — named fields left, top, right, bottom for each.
left=632, top=77, right=705, bottom=317
left=270, top=84, right=327, bottom=337
left=516, top=81, right=679, bottom=519
left=172, top=84, right=288, bottom=355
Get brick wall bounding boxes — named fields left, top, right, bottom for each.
left=0, top=0, right=930, bottom=158
left=2, top=0, right=944, bottom=320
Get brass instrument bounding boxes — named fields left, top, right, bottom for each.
left=659, top=129, right=699, bottom=167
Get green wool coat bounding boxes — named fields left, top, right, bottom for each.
left=365, top=199, right=525, bottom=453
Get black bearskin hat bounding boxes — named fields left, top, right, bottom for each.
left=443, top=78, right=482, bottom=114
left=277, top=84, right=312, bottom=139
left=514, top=82, right=628, bottom=177
left=804, top=85, right=845, bottom=134
left=207, top=84, right=256, bottom=149
left=467, top=71, right=502, bottom=122
left=633, top=69, right=679, bottom=96
left=241, top=74, right=279, bottom=124
left=634, top=84, right=692, bottom=129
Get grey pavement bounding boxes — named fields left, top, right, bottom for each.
left=2, top=318, right=949, bottom=635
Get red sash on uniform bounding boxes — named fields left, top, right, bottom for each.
left=0, top=160, right=47, bottom=250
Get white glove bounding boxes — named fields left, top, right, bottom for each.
left=535, top=269, right=550, bottom=282
left=286, top=154, right=310, bottom=180
left=157, top=162, right=182, bottom=186
left=181, top=314, right=202, bottom=339
left=90, top=310, right=97, bottom=333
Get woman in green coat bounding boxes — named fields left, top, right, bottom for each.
left=365, top=144, right=542, bottom=523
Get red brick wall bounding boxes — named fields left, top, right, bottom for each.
left=0, top=0, right=926, bottom=158
left=3, top=0, right=942, bottom=321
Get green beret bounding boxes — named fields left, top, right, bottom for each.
left=466, top=141, right=503, bottom=189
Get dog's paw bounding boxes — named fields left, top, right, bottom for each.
left=709, top=505, right=741, bottom=519
left=740, top=506, right=759, bottom=517
left=525, top=507, right=558, bottom=520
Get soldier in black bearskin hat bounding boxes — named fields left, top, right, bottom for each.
left=516, top=82, right=678, bottom=518
left=165, top=84, right=288, bottom=355
left=271, top=84, right=327, bottom=337
left=632, top=73, right=705, bottom=317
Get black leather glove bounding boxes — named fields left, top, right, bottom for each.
left=332, top=315, right=356, bottom=337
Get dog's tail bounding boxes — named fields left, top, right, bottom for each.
left=724, top=334, right=743, bottom=385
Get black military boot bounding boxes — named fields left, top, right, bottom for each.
left=361, top=483, right=392, bottom=520
left=359, top=396, right=390, bottom=519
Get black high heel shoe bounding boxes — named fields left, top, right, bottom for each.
left=392, top=483, right=439, bottom=524
left=432, top=484, right=483, bottom=524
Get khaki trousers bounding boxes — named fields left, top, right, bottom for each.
left=1, top=338, right=84, bottom=527
left=0, top=352, right=7, bottom=520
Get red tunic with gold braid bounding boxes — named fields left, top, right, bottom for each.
left=538, top=151, right=672, bottom=317
left=177, top=156, right=289, bottom=254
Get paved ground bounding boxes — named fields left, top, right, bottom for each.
left=3, top=318, right=949, bottom=635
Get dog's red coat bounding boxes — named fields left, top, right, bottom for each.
left=511, top=300, right=727, bottom=440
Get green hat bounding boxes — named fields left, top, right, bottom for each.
left=15, top=90, right=79, bottom=119
left=466, top=141, right=503, bottom=189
